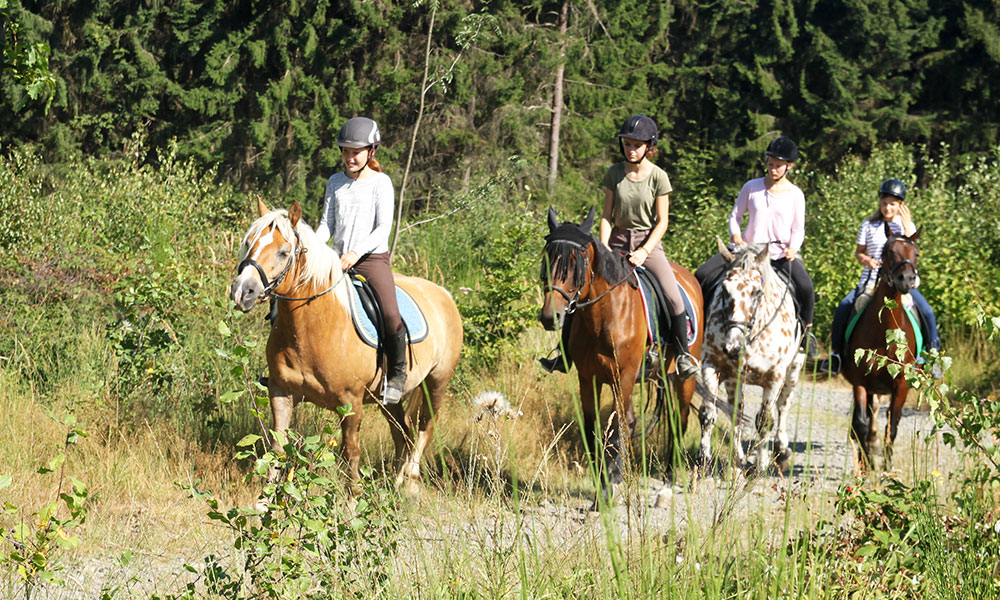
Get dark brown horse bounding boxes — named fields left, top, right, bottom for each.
left=843, top=224, right=921, bottom=470
left=538, top=208, right=704, bottom=503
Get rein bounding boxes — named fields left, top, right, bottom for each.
left=723, top=245, right=794, bottom=347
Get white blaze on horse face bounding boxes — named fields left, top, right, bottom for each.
left=721, top=275, right=757, bottom=355
left=230, top=228, right=279, bottom=307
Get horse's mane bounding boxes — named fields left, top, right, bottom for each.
left=542, top=224, right=635, bottom=288
left=723, top=244, right=783, bottom=309
left=238, top=210, right=342, bottom=289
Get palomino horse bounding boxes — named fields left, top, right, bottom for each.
left=229, top=199, right=463, bottom=494
left=843, top=224, right=921, bottom=471
left=697, top=241, right=806, bottom=474
left=539, top=208, right=704, bottom=503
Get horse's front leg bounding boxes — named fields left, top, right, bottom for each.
left=604, top=372, right=637, bottom=492
left=256, top=384, right=295, bottom=511
left=884, top=377, right=909, bottom=470
left=772, top=355, right=805, bottom=473
left=851, top=385, right=873, bottom=473
left=578, top=372, right=604, bottom=507
left=697, top=364, right=721, bottom=471
left=725, top=379, right=748, bottom=467
left=340, top=405, right=363, bottom=498
left=752, top=382, right=780, bottom=475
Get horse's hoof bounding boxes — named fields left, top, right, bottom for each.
left=398, top=478, right=420, bottom=500
left=774, top=448, right=793, bottom=473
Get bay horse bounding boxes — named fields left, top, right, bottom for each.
left=229, top=199, right=463, bottom=495
left=697, top=241, right=806, bottom=475
left=538, top=208, right=704, bottom=504
left=843, top=224, right=921, bottom=471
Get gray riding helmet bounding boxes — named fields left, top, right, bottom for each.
left=337, top=117, right=382, bottom=149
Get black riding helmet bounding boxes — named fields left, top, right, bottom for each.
left=616, top=114, right=657, bottom=163
left=878, top=178, right=906, bottom=201
left=764, top=135, right=799, bottom=162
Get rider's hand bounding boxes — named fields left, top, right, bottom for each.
left=340, top=251, right=359, bottom=271
left=629, top=247, right=649, bottom=267
left=899, top=204, right=915, bottom=234
left=784, top=247, right=797, bottom=261
left=867, top=257, right=881, bottom=269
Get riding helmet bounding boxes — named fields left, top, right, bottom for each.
left=878, top=178, right=907, bottom=201
left=616, top=114, right=658, bottom=145
left=337, top=117, right=382, bottom=149
left=764, top=136, right=799, bottom=162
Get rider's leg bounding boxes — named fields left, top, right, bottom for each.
left=539, top=315, right=573, bottom=373
left=819, top=290, right=855, bottom=375
left=908, top=288, right=940, bottom=351
left=641, top=239, right=699, bottom=380
left=695, top=252, right=728, bottom=316
left=354, top=253, right=407, bottom=403
left=781, top=258, right=818, bottom=358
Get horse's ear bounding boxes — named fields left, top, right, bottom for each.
left=883, top=221, right=894, bottom=239
left=909, top=226, right=921, bottom=242
left=288, top=201, right=302, bottom=227
left=755, top=243, right=770, bottom=264
left=717, top=237, right=735, bottom=262
left=547, top=206, right=559, bottom=233
left=580, top=206, right=596, bottom=232
left=257, top=196, right=270, bottom=217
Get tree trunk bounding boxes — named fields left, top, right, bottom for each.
left=547, top=1, right=569, bottom=190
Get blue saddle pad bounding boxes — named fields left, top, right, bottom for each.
left=348, top=279, right=429, bottom=348
left=636, top=273, right=698, bottom=346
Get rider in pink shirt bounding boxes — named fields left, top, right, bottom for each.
left=728, top=178, right=805, bottom=262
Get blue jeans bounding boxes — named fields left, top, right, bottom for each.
left=830, top=287, right=940, bottom=356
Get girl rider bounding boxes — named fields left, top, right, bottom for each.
left=316, top=117, right=408, bottom=404
left=541, top=114, right=700, bottom=380
left=695, top=136, right=819, bottom=357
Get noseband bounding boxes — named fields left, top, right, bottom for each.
left=236, top=227, right=305, bottom=302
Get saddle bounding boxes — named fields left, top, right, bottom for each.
left=844, top=293, right=924, bottom=356
left=634, top=268, right=697, bottom=380
left=346, top=273, right=428, bottom=350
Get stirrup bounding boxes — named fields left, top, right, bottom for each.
left=539, top=355, right=567, bottom=373
left=382, top=375, right=405, bottom=405
left=675, top=352, right=699, bottom=380
left=818, top=354, right=841, bottom=376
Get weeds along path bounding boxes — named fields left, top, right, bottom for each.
left=452, top=377, right=958, bottom=550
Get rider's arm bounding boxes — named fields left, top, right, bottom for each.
left=856, top=244, right=878, bottom=269
left=599, top=187, right=615, bottom=248
left=728, top=182, right=751, bottom=245
left=639, top=193, right=670, bottom=254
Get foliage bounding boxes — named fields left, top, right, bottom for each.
left=0, top=0, right=55, bottom=111
left=0, top=414, right=88, bottom=598
left=3, top=1, right=999, bottom=211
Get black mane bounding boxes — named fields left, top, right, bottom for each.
left=542, top=224, right=636, bottom=288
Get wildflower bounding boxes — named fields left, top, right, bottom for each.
left=931, top=470, right=942, bottom=478
left=473, top=391, right=521, bottom=421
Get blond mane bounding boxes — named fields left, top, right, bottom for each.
left=238, top=209, right=342, bottom=290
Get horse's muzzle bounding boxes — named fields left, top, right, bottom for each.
left=539, top=308, right=565, bottom=331
left=230, top=275, right=262, bottom=312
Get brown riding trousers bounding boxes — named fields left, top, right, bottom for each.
left=608, top=227, right=684, bottom=315
left=353, top=251, right=403, bottom=333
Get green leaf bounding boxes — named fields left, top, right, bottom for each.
left=236, top=434, right=262, bottom=447
left=218, top=321, right=232, bottom=336
left=0, top=474, right=11, bottom=491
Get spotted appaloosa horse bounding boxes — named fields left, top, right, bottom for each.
left=843, top=225, right=921, bottom=471
left=697, top=241, right=806, bottom=474
left=539, top=208, right=704, bottom=505
left=229, top=199, right=463, bottom=496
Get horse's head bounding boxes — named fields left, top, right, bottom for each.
left=230, top=199, right=305, bottom=312
left=880, top=222, right=920, bottom=294
left=713, top=240, right=775, bottom=359
left=539, top=207, right=596, bottom=330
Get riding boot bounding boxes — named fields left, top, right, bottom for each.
left=669, top=313, right=699, bottom=380
left=382, top=328, right=408, bottom=405
left=539, top=316, right=573, bottom=373
left=800, top=324, right=820, bottom=359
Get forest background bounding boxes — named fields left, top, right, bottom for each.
left=2, top=1, right=1000, bottom=596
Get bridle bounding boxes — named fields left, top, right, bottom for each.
left=543, top=238, right=636, bottom=313
left=236, top=223, right=341, bottom=303
left=721, top=249, right=793, bottom=347
left=880, top=236, right=919, bottom=292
